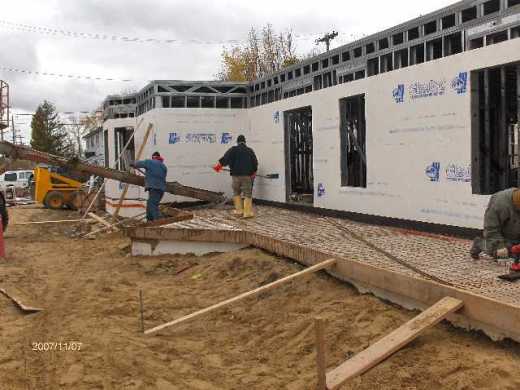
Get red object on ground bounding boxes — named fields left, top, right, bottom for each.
left=511, top=245, right=520, bottom=256
left=0, top=216, right=5, bottom=259
left=511, top=262, right=520, bottom=272
left=213, top=163, right=223, bottom=173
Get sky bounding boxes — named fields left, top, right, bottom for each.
left=0, top=0, right=457, bottom=143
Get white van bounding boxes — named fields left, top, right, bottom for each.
left=0, top=170, right=34, bottom=192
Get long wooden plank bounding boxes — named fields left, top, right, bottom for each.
left=113, top=123, right=154, bottom=219
left=13, top=219, right=95, bottom=226
left=88, top=212, right=119, bottom=231
left=0, top=288, right=43, bottom=313
left=326, top=297, right=463, bottom=389
left=145, top=258, right=337, bottom=335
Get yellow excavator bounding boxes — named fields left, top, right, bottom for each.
left=32, top=167, right=86, bottom=210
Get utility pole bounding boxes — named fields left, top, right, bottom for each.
left=11, top=115, right=15, bottom=144
left=316, top=31, right=339, bottom=52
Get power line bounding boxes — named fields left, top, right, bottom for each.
left=0, top=19, right=323, bottom=45
left=0, top=65, right=133, bottom=82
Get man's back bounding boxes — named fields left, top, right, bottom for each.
left=220, top=144, right=258, bottom=176
left=135, top=159, right=167, bottom=191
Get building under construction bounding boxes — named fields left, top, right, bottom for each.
left=100, top=0, right=520, bottom=231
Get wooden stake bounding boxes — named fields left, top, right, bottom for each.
left=315, top=317, right=327, bottom=390
left=113, top=123, right=154, bottom=219
left=145, top=258, right=336, bottom=335
left=139, top=290, right=145, bottom=333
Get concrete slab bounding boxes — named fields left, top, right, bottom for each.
left=127, top=206, right=520, bottom=343
left=132, top=240, right=247, bottom=256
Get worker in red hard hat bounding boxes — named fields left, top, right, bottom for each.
left=130, top=152, right=167, bottom=221
left=471, top=188, right=520, bottom=271
left=213, top=135, right=258, bottom=218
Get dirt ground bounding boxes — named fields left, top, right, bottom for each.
left=1, top=207, right=520, bottom=390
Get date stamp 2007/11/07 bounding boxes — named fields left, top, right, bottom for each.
left=32, top=342, right=83, bottom=352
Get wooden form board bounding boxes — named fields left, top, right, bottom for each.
left=88, top=213, right=119, bottom=231
left=145, top=258, right=336, bottom=335
left=128, top=226, right=520, bottom=343
left=326, top=297, right=464, bottom=389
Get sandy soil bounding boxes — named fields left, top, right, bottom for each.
left=1, top=207, right=520, bottom=389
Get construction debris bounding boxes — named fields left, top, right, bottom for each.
left=0, top=288, right=43, bottom=313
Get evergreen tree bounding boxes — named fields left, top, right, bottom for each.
left=30, top=101, right=72, bottom=156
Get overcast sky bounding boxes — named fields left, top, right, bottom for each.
left=0, top=0, right=457, bottom=142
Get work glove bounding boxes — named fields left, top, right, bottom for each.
left=213, top=163, right=223, bottom=173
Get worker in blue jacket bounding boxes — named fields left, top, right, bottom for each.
left=131, top=152, right=167, bottom=221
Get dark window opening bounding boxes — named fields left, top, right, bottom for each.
left=379, top=38, right=389, bottom=49
left=172, top=85, right=192, bottom=92
left=295, top=69, right=301, bottom=78
left=323, top=72, right=332, bottom=88
left=470, top=37, right=484, bottom=49
left=303, top=65, right=310, bottom=74
left=510, top=0, right=520, bottom=7
left=254, top=84, right=260, bottom=91
left=280, top=74, right=286, bottom=82
left=288, top=71, right=294, bottom=80
left=393, top=32, right=404, bottom=45
left=332, top=55, right=340, bottom=65
left=201, top=96, right=214, bottom=108
left=426, top=38, right=443, bottom=61
left=304, top=85, right=313, bottom=93
left=444, top=32, right=463, bottom=56
left=284, top=107, right=314, bottom=204
left=344, top=73, right=354, bottom=83
left=410, top=43, right=425, bottom=65
left=171, top=96, right=185, bottom=107
left=268, top=90, right=274, bottom=103
left=342, top=51, right=351, bottom=62
left=267, top=79, right=272, bottom=87
left=249, top=97, right=255, bottom=108
left=408, top=27, right=420, bottom=41
left=513, top=26, right=520, bottom=39
left=424, top=20, right=437, bottom=35
left=103, top=130, right=109, bottom=168
left=193, top=86, right=214, bottom=93
left=366, top=43, right=375, bottom=54
left=354, top=47, right=363, bottom=58
left=355, top=70, right=366, bottom=80
left=322, top=59, right=329, bottom=68
left=296, top=88, right=304, bottom=96
left=486, top=30, right=509, bottom=45
left=274, top=77, right=279, bottom=84
left=472, top=65, right=520, bottom=194
left=216, top=97, right=229, bottom=108
left=367, top=58, right=379, bottom=77
left=395, top=48, right=409, bottom=69
left=314, top=75, right=323, bottom=90
left=381, top=53, right=393, bottom=73
left=231, top=97, right=244, bottom=108
left=261, top=82, right=266, bottom=89
left=161, top=96, right=171, bottom=108
left=462, top=6, right=478, bottom=22
left=312, top=62, right=319, bottom=72
left=187, top=96, right=200, bottom=108
left=442, top=14, right=456, bottom=30
left=340, top=94, right=367, bottom=188
left=484, top=0, right=500, bottom=15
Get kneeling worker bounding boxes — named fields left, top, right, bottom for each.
left=131, top=152, right=167, bottom=221
left=213, top=135, right=258, bottom=218
left=471, top=188, right=520, bottom=270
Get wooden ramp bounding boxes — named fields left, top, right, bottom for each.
left=326, top=297, right=463, bottom=390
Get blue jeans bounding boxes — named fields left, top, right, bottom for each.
left=146, top=189, right=164, bottom=221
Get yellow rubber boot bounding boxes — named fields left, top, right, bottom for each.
left=232, top=196, right=244, bottom=215
left=243, top=197, right=255, bottom=219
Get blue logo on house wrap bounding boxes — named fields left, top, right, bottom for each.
left=451, top=72, right=468, bottom=95
left=446, top=163, right=471, bottom=182
left=393, top=84, right=405, bottom=103
left=317, top=183, right=326, bottom=197
left=169, top=132, right=181, bottom=144
left=410, top=80, right=446, bottom=100
left=426, top=162, right=441, bottom=182
left=220, top=132, right=233, bottom=144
